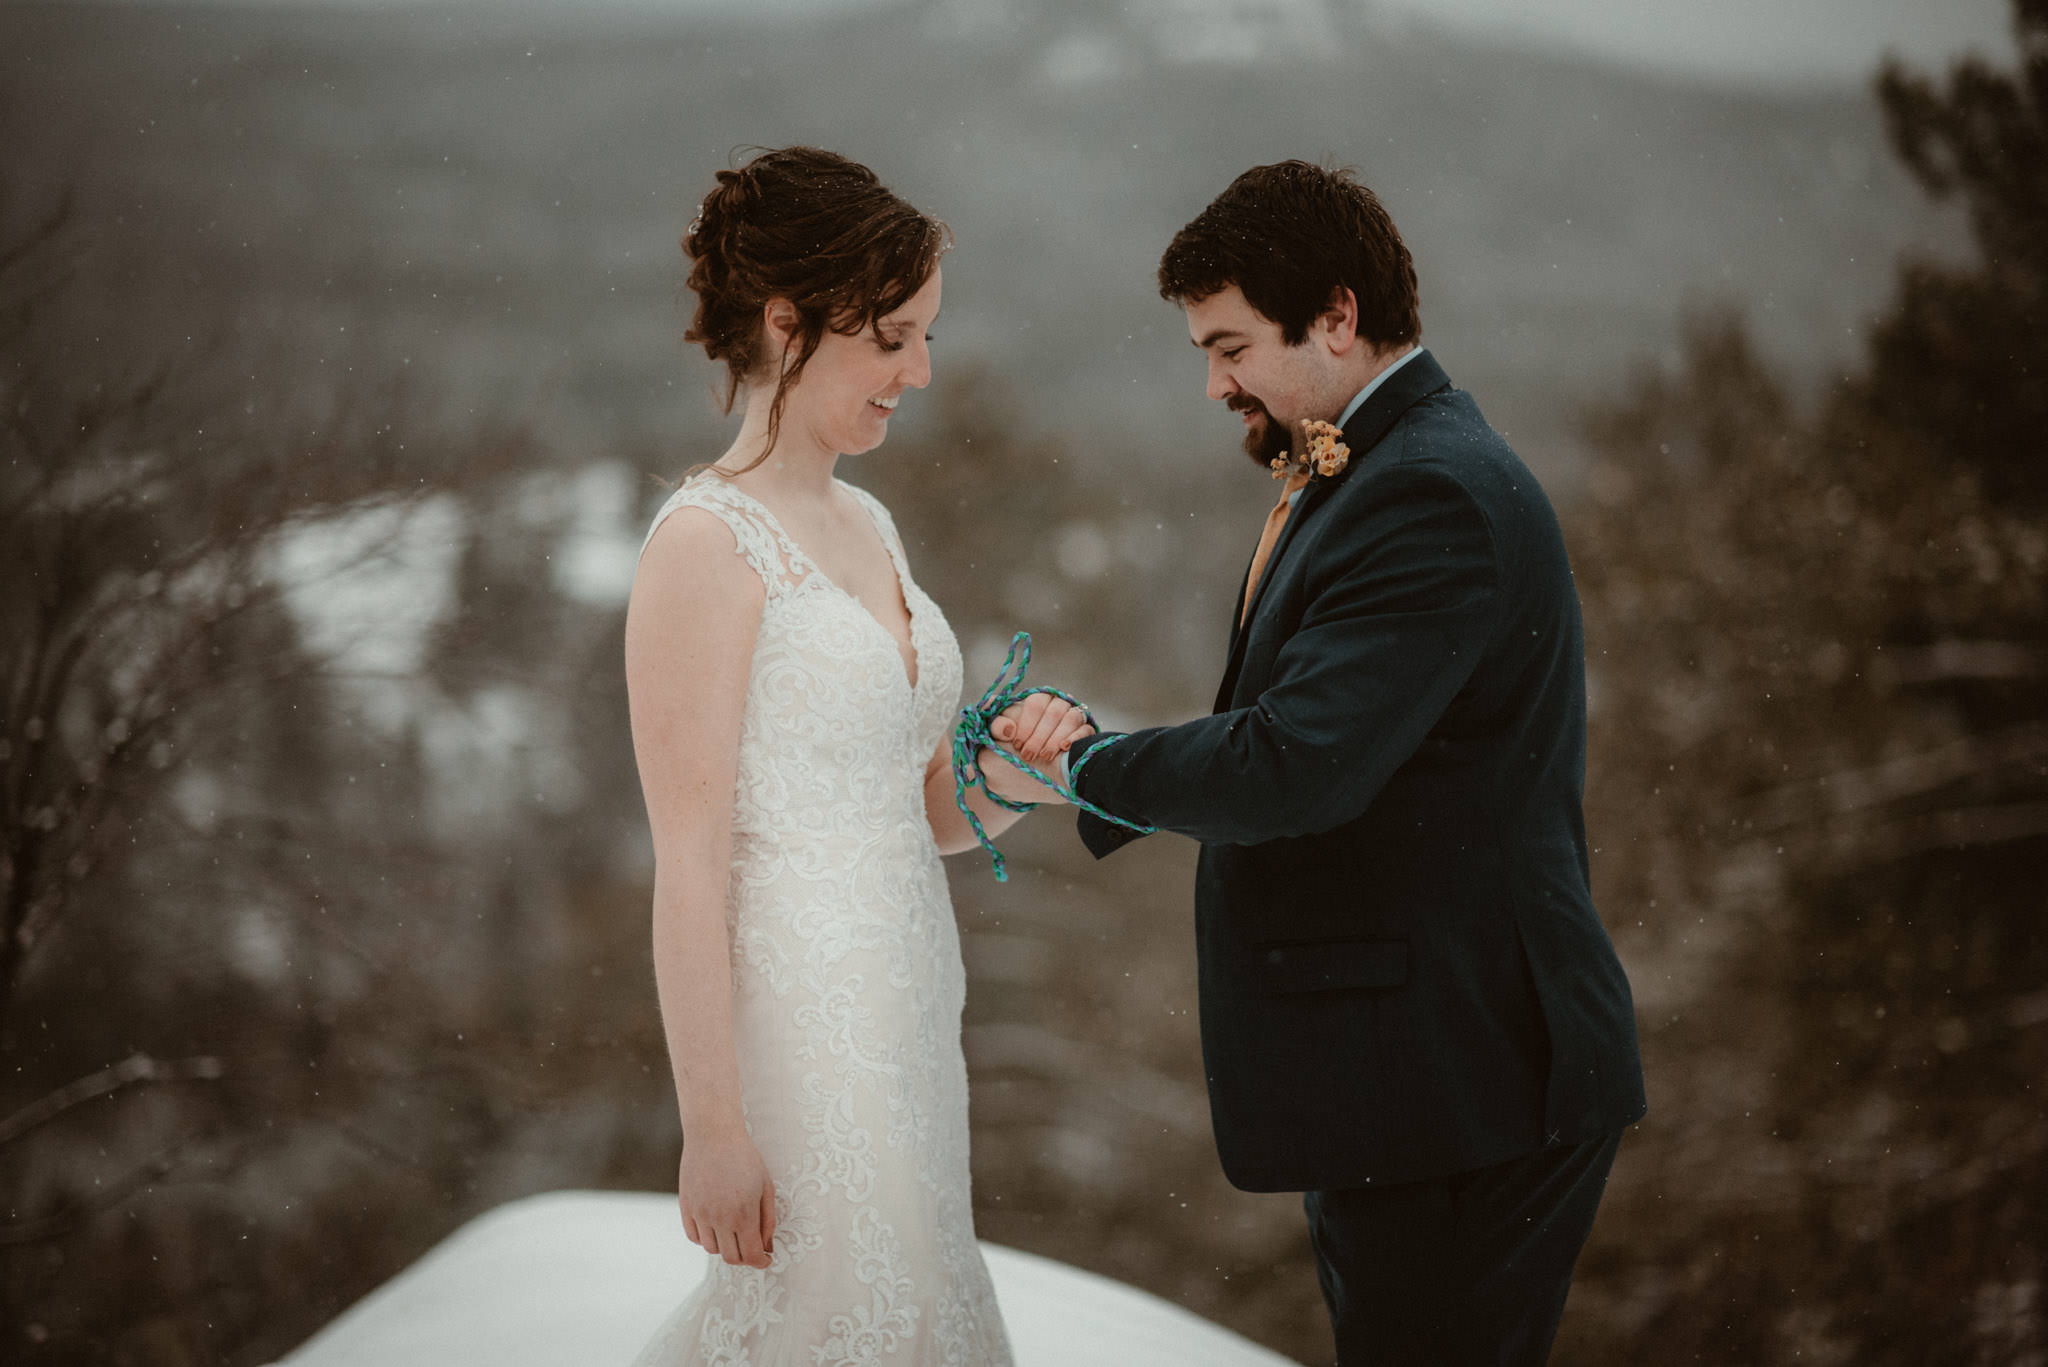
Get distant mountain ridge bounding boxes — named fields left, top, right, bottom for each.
left=2, top=0, right=1963, bottom=485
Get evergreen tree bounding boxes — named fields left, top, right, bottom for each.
left=1568, top=4, right=2048, bottom=1360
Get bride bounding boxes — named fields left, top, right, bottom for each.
left=623, top=147, right=1094, bottom=1366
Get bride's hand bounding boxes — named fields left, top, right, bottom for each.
left=984, top=694, right=1096, bottom=804
left=991, top=694, right=1096, bottom=768
left=677, top=1126, right=777, bottom=1269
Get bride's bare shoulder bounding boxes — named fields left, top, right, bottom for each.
left=628, top=499, right=765, bottom=636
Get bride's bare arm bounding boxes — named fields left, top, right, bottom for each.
left=625, top=507, right=775, bottom=1269
left=924, top=737, right=1031, bottom=855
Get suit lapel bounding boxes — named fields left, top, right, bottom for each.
left=1211, top=350, right=1453, bottom=712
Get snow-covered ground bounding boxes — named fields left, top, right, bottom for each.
left=272, top=1190, right=1297, bottom=1366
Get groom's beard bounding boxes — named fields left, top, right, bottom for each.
left=1229, top=393, right=1294, bottom=468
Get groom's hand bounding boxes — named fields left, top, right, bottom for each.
left=991, top=694, right=1095, bottom=770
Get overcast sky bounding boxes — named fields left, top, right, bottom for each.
left=106, top=0, right=2021, bottom=89
left=1375, top=0, right=2016, bottom=87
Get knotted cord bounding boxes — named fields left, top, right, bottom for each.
left=950, top=631, right=1155, bottom=881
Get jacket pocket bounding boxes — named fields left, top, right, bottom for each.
left=1255, top=937, right=1410, bottom=995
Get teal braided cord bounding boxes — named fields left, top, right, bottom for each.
left=951, top=631, right=1156, bottom=882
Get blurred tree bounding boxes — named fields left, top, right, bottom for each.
left=0, top=194, right=510, bottom=1361
left=1564, top=3, right=2048, bottom=1361
left=0, top=193, right=453, bottom=1031
left=1778, top=4, right=2048, bottom=1356
left=1863, top=0, right=2048, bottom=511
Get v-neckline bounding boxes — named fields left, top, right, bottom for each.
left=710, top=477, right=922, bottom=694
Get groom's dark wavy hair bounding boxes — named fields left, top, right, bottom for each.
left=1157, top=161, right=1420, bottom=349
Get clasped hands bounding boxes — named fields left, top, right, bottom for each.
left=980, top=693, right=1096, bottom=805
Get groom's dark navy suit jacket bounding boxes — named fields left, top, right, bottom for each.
left=1072, top=351, right=1647, bottom=1192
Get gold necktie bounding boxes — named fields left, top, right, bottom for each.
left=1240, top=471, right=1312, bottom=627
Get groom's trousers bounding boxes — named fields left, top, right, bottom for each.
left=1303, top=1129, right=1624, bottom=1366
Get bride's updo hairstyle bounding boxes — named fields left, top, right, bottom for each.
left=684, top=146, right=951, bottom=476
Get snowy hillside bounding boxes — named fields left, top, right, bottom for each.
left=274, top=1190, right=1298, bottom=1366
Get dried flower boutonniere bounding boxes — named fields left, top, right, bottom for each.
left=1268, top=419, right=1352, bottom=481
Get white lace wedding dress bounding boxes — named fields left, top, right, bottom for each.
left=629, top=475, right=1013, bottom=1367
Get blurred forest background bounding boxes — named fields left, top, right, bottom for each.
left=2, top=0, right=2042, bottom=1363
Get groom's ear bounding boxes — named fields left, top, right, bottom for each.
left=1317, top=285, right=1362, bottom=355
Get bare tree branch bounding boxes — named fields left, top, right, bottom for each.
left=0, top=1052, right=224, bottom=1148
left=0, top=1135, right=239, bottom=1247
left=1888, top=639, right=2047, bottom=684
left=1749, top=722, right=2048, bottom=831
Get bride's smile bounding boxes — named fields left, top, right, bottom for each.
left=776, top=266, right=940, bottom=459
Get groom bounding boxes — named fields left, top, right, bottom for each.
left=1063, top=162, right=1648, bottom=1363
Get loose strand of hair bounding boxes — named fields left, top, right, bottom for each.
left=680, top=332, right=814, bottom=483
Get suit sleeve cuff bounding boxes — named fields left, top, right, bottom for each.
left=1066, top=731, right=1124, bottom=790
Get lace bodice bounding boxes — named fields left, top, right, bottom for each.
left=645, top=478, right=963, bottom=892
left=629, top=474, right=1007, bottom=1367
